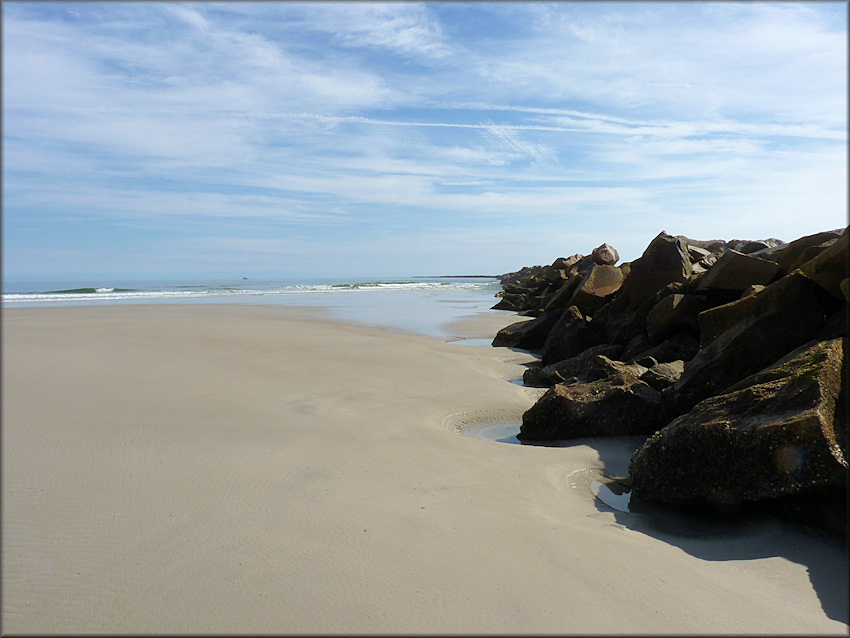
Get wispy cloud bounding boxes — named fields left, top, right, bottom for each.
left=2, top=2, right=845, bottom=280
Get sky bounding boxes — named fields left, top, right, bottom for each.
left=2, top=1, right=847, bottom=281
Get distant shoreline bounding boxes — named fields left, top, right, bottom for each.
left=412, top=275, right=499, bottom=279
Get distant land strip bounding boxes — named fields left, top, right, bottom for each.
left=413, top=275, right=499, bottom=279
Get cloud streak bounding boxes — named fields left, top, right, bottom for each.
left=2, top=2, right=846, bottom=280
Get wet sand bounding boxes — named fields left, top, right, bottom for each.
left=2, top=304, right=847, bottom=633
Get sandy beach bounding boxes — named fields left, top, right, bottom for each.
left=2, top=304, right=847, bottom=634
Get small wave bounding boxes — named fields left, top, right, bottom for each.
left=45, top=287, right=137, bottom=294
left=3, top=278, right=500, bottom=306
left=331, top=281, right=418, bottom=289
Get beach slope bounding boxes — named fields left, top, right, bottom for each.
left=2, top=304, right=846, bottom=633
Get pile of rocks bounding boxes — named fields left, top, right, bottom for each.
left=493, top=228, right=848, bottom=539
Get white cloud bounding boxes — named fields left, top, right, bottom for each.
left=302, top=2, right=450, bottom=60
left=2, top=2, right=845, bottom=280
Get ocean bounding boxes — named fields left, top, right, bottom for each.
left=1, top=276, right=508, bottom=339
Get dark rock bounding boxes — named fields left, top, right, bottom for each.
left=629, top=338, right=847, bottom=506
left=620, top=333, right=653, bottom=362
left=626, top=331, right=700, bottom=365
left=499, top=264, right=545, bottom=288
left=739, top=284, right=765, bottom=299
left=646, top=293, right=709, bottom=344
left=565, top=354, right=648, bottom=384
left=738, top=238, right=786, bottom=254
left=491, top=293, right=525, bottom=311
left=695, top=249, right=781, bottom=292
left=675, top=236, right=727, bottom=254
left=492, top=313, right=559, bottom=350
left=633, top=355, right=658, bottom=368
left=591, top=284, right=663, bottom=348
left=570, top=254, right=600, bottom=276
left=542, top=267, right=570, bottom=286
left=800, top=226, right=849, bottom=300
left=697, top=271, right=832, bottom=349
left=819, top=305, right=848, bottom=341
left=591, top=243, right=620, bottom=266
left=760, top=229, right=844, bottom=275
left=669, top=273, right=832, bottom=419
left=685, top=245, right=714, bottom=264
left=551, top=254, right=583, bottom=270
left=541, top=274, right=584, bottom=314
left=539, top=343, right=625, bottom=385
left=541, top=306, right=604, bottom=366
left=519, top=371, right=662, bottom=442
left=620, top=231, right=693, bottom=309
left=726, top=237, right=785, bottom=253
left=639, top=360, right=685, bottom=391
left=522, top=365, right=554, bottom=388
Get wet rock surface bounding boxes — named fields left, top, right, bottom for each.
left=491, top=227, right=849, bottom=542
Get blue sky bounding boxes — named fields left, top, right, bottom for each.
left=2, top=1, right=847, bottom=281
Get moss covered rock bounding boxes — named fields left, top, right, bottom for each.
left=629, top=338, right=847, bottom=506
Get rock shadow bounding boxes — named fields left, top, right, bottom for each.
left=585, top=438, right=849, bottom=626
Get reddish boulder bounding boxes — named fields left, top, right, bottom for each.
left=591, top=243, right=620, bottom=266
left=564, top=265, right=624, bottom=317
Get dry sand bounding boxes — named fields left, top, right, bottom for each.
left=2, top=304, right=847, bottom=634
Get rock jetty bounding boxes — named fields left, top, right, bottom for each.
left=492, top=228, right=848, bottom=540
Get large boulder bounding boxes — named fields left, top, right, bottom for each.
left=523, top=343, right=625, bottom=387
left=491, top=292, right=525, bottom=311
left=697, top=271, right=834, bottom=349
left=639, top=360, right=685, bottom=391
left=736, top=238, right=786, bottom=254
left=519, top=371, right=662, bottom=442
left=492, top=313, right=558, bottom=350
left=629, top=338, right=847, bottom=506
left=563, top=265, right=624, bottom=317
left=624, top=330, right=701, bottom=365
left=760, top=228, right=845, bottom=275
left=591, top=294, right=646, bottom=346
left=675, top=236, right=727, bottom=254
left=620, top=231, right=693, bottom=309
left=542, top=273, right=584, bottom=314
left=552, top=354, right=648, bottom=385
left=540, top=305, right=604, bottom=366
left=645, top=293, right=709, bottom=344
left=668, top=272, right=833, bottom=419
left=694, top=249, right=781, bottom=292
left=800, top=226, right=849, bottom=301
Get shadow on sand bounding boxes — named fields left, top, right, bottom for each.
left=495, top=350, right=848, bottom=626
left=585, top=437, right=849, bottom=626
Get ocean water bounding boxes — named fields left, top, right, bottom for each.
left=1, top=276, right=508, bottom=339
